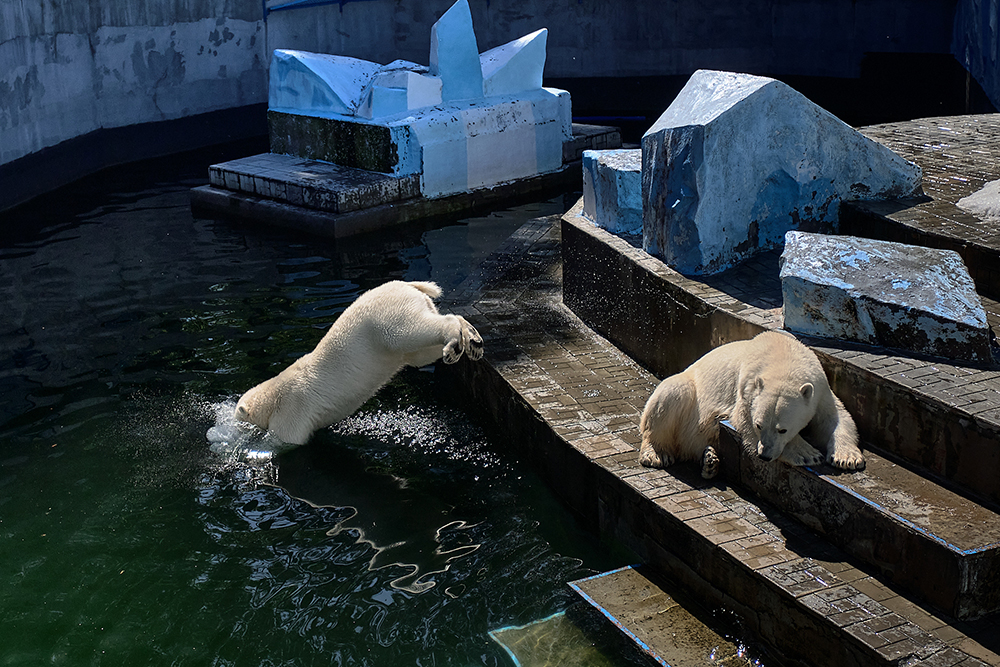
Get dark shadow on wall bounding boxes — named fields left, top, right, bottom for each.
left=0, top=104, right=268, bottom=214
left=550, top=53, right=996, bottom=143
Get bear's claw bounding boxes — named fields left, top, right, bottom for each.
left=830, top=448, right=866, bottom=471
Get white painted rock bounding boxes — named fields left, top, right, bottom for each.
left=269, top=50, right=380, bottom=116
left=780, top=231, right=992, bottom=363
left=429, top=0, right=483, bottom=102
left=405, top=88, right=571, bottom=197
left=481, top=28, right=548, bottom=97
left=642, top=70, right=923, bottom=275
left=582, top=149, right=642, bottom=236
left=957, top=178, right=1000, bottom=221
left=356, top=61, right=443, bottom=119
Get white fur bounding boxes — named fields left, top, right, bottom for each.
left=234, top=280, right=483, bottom=444
left=639, top=330, right=864, bottom=477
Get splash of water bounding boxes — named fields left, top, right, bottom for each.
left=205, top=398, right=298, bottom=465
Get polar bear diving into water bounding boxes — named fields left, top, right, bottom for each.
left=639, top=331, right=865, bottom=479
left=234, top=281, right=483, bottom=445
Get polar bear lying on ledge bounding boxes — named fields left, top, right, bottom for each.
left=235, top=280, right=483, bottom=444
left=639, top=330, right=865, bottom=478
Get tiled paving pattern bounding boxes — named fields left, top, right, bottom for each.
left=859, top=115, right=1000, bottom=249
left=208, top=153, right=420, bottom=213
left=440, top=216, right=1000, bottom=666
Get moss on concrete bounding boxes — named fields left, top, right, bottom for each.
left=269, top=110, right=401, bottom=173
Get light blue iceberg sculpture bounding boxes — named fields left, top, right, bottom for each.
left=266, top=0, right=571, bottom=198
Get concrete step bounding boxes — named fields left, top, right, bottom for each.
left=440, top=214, right=999, bottom=665
left=561, top=206, right=1000, bottom=508
left=569, top=565, right=757, bottom=666
left=717, top=423, right=1000, bottom=620
left=207, top=152, right=420, bottom=214
left=192, top=124, right=622, bottom=239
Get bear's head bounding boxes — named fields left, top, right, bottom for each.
left=747, top=376, right=816, bottom=462
left=234, top=380, right=276, bottom=431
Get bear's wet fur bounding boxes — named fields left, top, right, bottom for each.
left=235, top=281, right=483, bottom=444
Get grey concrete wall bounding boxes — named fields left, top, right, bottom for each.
left=265, top=0, right=956, bottom=80
left=1, top=0, right=267, bottom=170
left=954, top=0, right=1000, bottom=110
left=0, top=0, right=988, bottom=212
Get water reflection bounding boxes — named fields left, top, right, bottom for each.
left=208, top=399, right=489, bottom=595
left=278, top=439, right=481, bottom=594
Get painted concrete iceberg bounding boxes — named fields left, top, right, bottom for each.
left=269, top=51, right=381, bottom=116
left=780, top=231, right=992, bottom=363
left=481, top=29, right=548, bottom=97
left=429, top=0, right=483, bottom=102
left=582, top=149, right=642, bottom=236
left=266, top=0, right=570, bottom=198
left=642, top=69, right=923, bottom=275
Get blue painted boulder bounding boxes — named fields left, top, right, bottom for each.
left=642, top=70, right=923, bottom=275
left=582, top=149, right=642, bottom=236
left=780, top=231, right=993, bottom=363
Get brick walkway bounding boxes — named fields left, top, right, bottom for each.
left=860, top=115, right=1000, bottom=252
left=440, top=215, right=999, bottom=666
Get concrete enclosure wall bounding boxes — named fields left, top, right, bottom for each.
left=1, top=0, right=266, bottom=167
left=954, top=0, right=1000, bottom=110
left=1, top=0, right=267, bottom=209
left=265, top=0, right=956, bottom=80
left=2, top=0, right=997, bottom=211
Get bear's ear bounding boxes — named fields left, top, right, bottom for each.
left=755, top=377, right=764, bottom=391
left=800, top=383, right=814, bottom=401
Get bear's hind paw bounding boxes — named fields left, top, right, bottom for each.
left=639, top=447, right=673, bottom=469
left=700, top=445, right=719, bottom=479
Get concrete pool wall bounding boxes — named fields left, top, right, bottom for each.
left=4, top=0, right=998, bottom=213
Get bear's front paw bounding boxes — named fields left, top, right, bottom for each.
left=442, top=339, right=463, bottom=364
left=830, top=447, right=866, bottom=471
left=639, top=447, right=673, bottom=469
left=700, top=445, right=719, bottom=479
left=778, top=437, right=824, bottom=467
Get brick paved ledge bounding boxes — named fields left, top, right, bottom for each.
left=438, top=216, right=999, bottom=667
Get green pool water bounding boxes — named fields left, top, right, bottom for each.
left=0, top=151, right=640, bottom=666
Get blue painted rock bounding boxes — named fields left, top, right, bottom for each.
left=642, top=69, right=922, bottom=275
left=582, top=149, right=642, bottom=236
left=780, top=231, right=992, bottom=363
